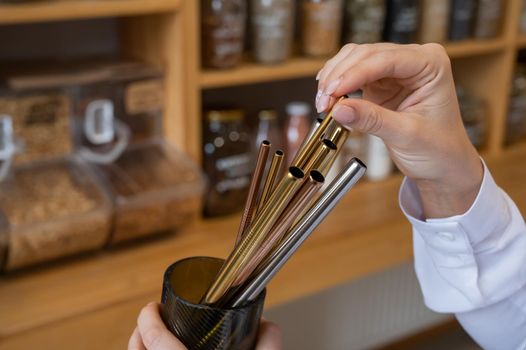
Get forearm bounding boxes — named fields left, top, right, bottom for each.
left=414, top=149, right=483, bottom=219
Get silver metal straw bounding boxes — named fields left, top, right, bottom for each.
left=230, top=158, right=366, bottom=307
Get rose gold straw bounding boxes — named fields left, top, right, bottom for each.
left=256, top=150, right=284, bottom=214
left=235, top=140, right=271, bottom=245
left=232, top=170, right=324, bottom=287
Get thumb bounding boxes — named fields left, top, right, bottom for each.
left=332, top=98, right=409, bottom=143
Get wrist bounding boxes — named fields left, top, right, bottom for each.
left=415, top=156, right=483, bottom=219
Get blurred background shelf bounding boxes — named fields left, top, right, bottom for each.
left=1, top=0, right=526, bottom=349
left=200, top=39, right=508, bottom=89
left=0, top=0, right=181, bottom=24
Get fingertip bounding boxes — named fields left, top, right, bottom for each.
left=332, top=103, right=356, bottom=126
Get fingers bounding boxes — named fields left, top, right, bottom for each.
left=128, top=327, right=147, bottom=350
left=332, top=98, right=415, bottom=144
left=255, top=320, right=283, bottom=350
left=316, top=44, right=445, bottom=113
left=137, top=302, right=187, bottom=350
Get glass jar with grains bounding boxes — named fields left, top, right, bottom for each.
left=203, top=108, right=253, bottom=217
left=201, top=0, right=247, bottom=69
left=302, top=0, right=344, bottom=57
left=251, top=0, right=294, bottom=64
left=344, top=0, right=386, bottom=44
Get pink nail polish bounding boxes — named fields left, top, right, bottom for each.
left=315, top=89, right=323, bottom=104
left=317, top=95, right=330, bottom=113
left=315, top=70, right=322, bottom=80
left=324, top=78, right=341, bottom=96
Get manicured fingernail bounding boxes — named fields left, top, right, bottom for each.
left=315, top=89, right=323, bottom=104
left=317, top=94, right=330, bottom=113
left=315, top=70, right=322, bottom=80
left=332, top=104, right=356, bottom=124
left=324, top=78, right=341, bottom=96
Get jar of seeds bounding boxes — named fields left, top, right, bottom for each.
left=301, top=0, right=344, bottom=57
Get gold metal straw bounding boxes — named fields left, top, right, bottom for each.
left=235, top=140, right=271, bottom=245
left=303, top=138, right=337, bottom=173
left=292, top=96, right=346, bottom=169
left=201, top=167, right=305, bottom=306
left=256, top=150, right=284, bottom=215
left=318, top=123, right=349, bottom=175
left=232, top=170, right=324, bottom=287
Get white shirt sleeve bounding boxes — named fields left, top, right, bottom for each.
left=399, top=161, right=526, bottom=350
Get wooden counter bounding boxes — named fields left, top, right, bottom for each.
left=0, top=146, right=525, bottom=350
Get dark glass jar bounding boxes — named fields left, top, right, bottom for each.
left=255, top=110, right=285, bottom=152
left=457, top=87, right=488, bottom=149
left=301, top=0, right=344, bottom=57
left=383, top=0, right=420, bottom=44
left=506, top=65, right=526, bottom=145
left=251, top=0, right=294, bottom=64
left=449, top=0, right=476, bottom=41
left=344, top=0, right=385, bottom=44
left=201, top=0, right=247, bottom=69
left=473, top=0, right=503, bottom=39
left=203, top=109, right=253, bottom=217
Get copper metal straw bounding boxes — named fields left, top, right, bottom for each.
left=201, top=166, right=305, bottom=306
left=256, top=150, right=284, bottom=214
left=292, top=96, right=346, bottom=169
left=230, top=158, right=366, bottom=307
left=235, top=140, right=271, bottom=245
left=232, top=170, right=324, bottom=287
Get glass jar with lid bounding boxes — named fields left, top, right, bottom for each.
left=251, top=0, right=294, bottom=64
left=203, top=108, right=253, bottom=217
left=473, top=0, right=502, bottom=39
left=419, top=0, right=449, bottom=43
left=301, top=0, right=344, bottom=57
left=507, top=64, right=526, bottom=145
left=201, top=0, right=247, bottom=69
left=383, top=0, right=420, bottom=44
left=344, top=0, right=385, bottom=44
left=457, top=86, right=488, bottom=149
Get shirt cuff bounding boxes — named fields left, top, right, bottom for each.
left=399, top=160, right=526, bottom=313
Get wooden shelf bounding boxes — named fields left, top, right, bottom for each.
left=0, top=0, right=181, bottom=25
left=200, top=56, right=325, bottom=89
left=516, top=34, right=526, bottom=48
left=200, top=39, right=507, bottom=89
left=445, top=38, right=507, bottom=57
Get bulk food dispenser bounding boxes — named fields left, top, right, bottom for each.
left=71, top=64, right=204, bottom=244
left=0, top=114, right=112, bottom=271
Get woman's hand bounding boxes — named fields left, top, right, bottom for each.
left=316, top=43, right=483, bottom=218
left=128, top=302, right=282, bottom=350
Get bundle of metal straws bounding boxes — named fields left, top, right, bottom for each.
left=201, top=97, right=367, bottom=308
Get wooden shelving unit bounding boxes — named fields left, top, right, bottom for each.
left=1, top=0, right=526, bottom=349
left=0, top=0, right=181, bottom=24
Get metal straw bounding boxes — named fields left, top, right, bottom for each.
left=292, top=97, right=346, bottom=169
left=232, top=170, right=324, bottom=287
left=201, top=166, right=305, bottom=306
left=303, top=138, right=337, bottom=173
left=235, top=140, right=271, bottom=244
left=290, top=117, right=323, bottom=166
left=230, top=158, right=366, bottom=307
left=256, top=150, right=284, bottom=214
